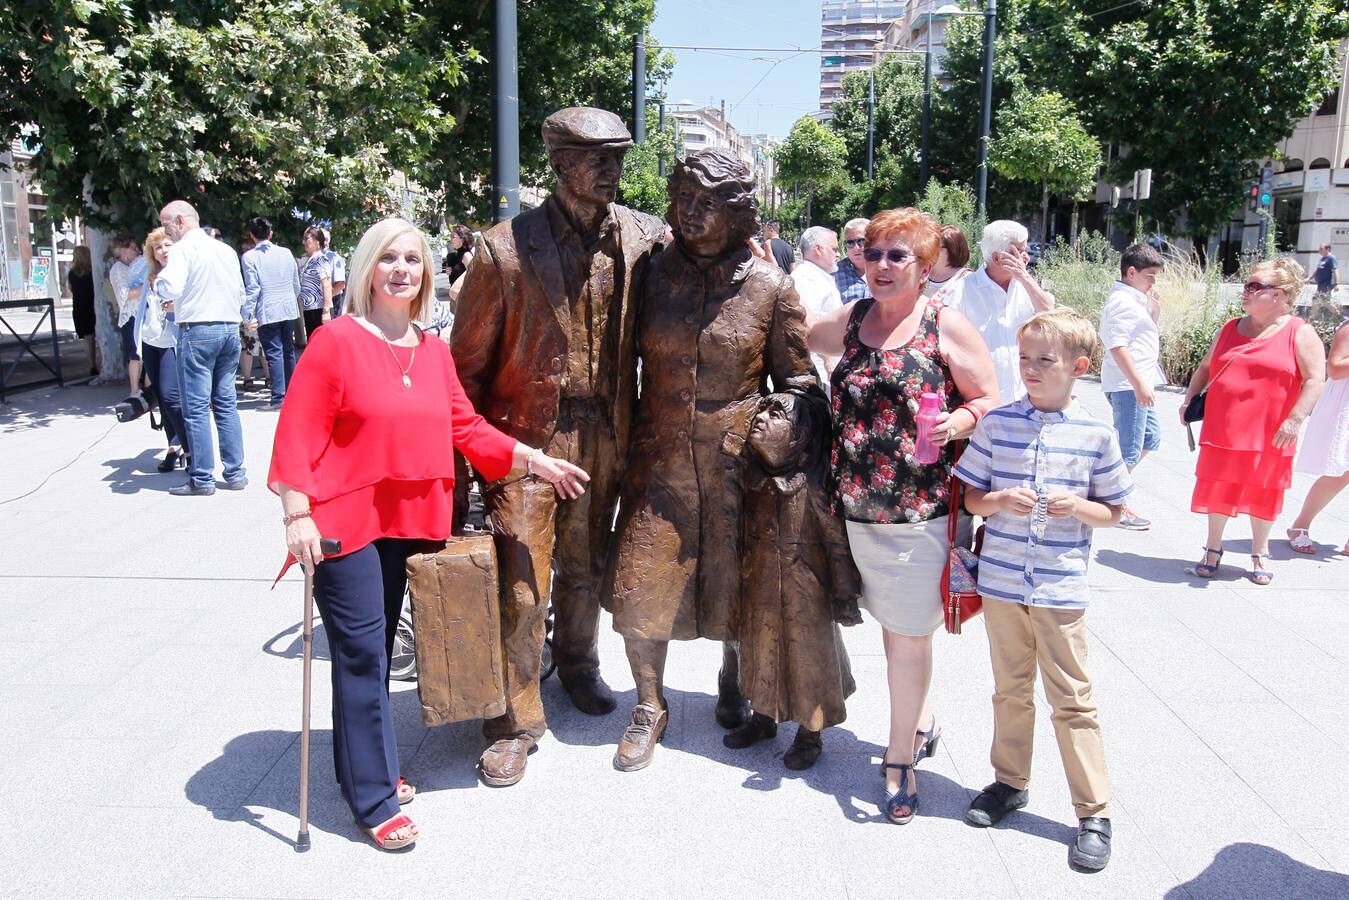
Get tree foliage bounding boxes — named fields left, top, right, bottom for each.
left=827, top=54, right=925, bottom=213
left=990, top=90, right=1100, bottom=240
left=619, top=107, right=682, bottom=217
left=774, top=115, right=850, bottom=225
left=1021, top=0, right=1349, bottom=240
left=0, top=0, right=455, bottom=242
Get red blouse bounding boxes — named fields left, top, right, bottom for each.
left=268, top=315, right=517, bottom=573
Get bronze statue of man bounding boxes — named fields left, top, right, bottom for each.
left=451, top=107, right=666, bottom=786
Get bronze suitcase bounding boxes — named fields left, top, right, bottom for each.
left=405, top=533, right=506, bottom=726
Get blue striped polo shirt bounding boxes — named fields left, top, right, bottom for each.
left=953, top=397, right=1133, bottom=609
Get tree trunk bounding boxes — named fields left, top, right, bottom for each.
left=1069, top=201, right=1080, bottom=245
left=86, top=224, right=125, bottom=386
left=1039, top=177, right=1050, bottom=244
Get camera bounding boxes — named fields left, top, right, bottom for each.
left=114, top=389, right=156, bottom=423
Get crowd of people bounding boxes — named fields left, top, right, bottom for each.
left=79, top=111, right=1347, bottom=863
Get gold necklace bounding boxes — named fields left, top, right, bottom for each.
left=379, top=329, right=416, bottom=388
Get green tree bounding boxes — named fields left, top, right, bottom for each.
left=1022, top=0, right=1349, bottom=242
left=989, top=90, right=1100, bottom=242
left=774, top=116, right=850, bottom=225
left=410, top=3, right=672, bottom=222
left=914, top=179, right=986, bottom=266
left=827, top=53, right=925, bottom=212
left=619, top=107, right=682, bottom=217
left=0, top=0, right=456, bottom=241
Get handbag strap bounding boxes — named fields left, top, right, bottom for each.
left=946, top=440, right=964, bottom=544
left=1205, top=317, right=1285, bottom=392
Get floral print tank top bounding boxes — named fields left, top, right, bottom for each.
left=830, top=296, right=964, bottom=523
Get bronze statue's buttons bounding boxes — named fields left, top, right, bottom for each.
left=684, top=315, right=696, bottom=325
left=679, top=389, right=692, bottom=401
left=550, top=356, right=562, bottom=373
left=681, top=354, right=693, bottom=365
left=677, top=429, right=689, bottom=440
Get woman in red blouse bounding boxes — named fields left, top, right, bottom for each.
left=268, top=218, right=587, bottom=851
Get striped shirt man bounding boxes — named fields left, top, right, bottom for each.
left=954, top=397, right=1133, bottom=609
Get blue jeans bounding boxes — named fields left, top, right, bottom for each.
left=141, top=343, right=187, bottom=455
left=1106, top=389, right=1161, bottom=468
left=176, top=322, right=245, bottom=487
left=257, top=320, right=297, bottom=403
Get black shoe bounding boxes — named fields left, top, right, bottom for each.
left=169, top=482, right=216, bottom=496
left=1070, top=817, right=1112, bottom=871
left=783, top=727, right=823, bottom=770
left=561, top=670, right=617, bottom=716
left=221, top=476, right=248, bottom=491
left=715, top=668, right=751, bottom=729
left=156, top=449, right=181, bottom=473
left=965, top=781, right=1029, bottom=827
left=722, top=712, right=776, bottom=749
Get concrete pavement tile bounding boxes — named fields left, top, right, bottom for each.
left=1300, top=829, right=1349, bottom=876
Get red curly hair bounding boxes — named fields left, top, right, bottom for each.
left=865, top=208, right=942, bottom=272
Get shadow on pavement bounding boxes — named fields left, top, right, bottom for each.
left=262, top=619, right=330, bottom=663
left=1165, top=842, right=1349, bottom=899
left=1094, top=548, right=1232, bottom=586
left=0, top=383, right=123, bottom=431
left=102, top=449, right=177, bottom=494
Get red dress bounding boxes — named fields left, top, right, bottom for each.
left=1191, top=317, right=1304, bottom=520
left=268, top=316, right=517, bottom=573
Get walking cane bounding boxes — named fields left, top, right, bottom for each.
left=296, top=537, right=341, bottom=852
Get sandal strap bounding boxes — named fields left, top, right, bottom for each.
left=373, top=812, right=415, bottom=842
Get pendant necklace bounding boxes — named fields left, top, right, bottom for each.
left=380, top=329, right=416, bottom=388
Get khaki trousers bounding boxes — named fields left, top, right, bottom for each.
left=982, top=598, right=1110, bottom=818
left=482, top=402, right=621, bottom=742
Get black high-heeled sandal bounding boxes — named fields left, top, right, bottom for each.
left=157, top=449, right=181, bottom=473
left=880, top=761, right=919, bottom=824
left=913, top=720, right=941, bottom=767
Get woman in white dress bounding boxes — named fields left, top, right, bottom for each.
left=1288, top=319, right=1349, bottom=554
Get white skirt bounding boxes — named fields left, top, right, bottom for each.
left=846, top=514, right=972, bottom=637
left=1296, top=376, right=1349, bottom=476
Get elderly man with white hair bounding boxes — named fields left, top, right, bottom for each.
left=943, top=220, right=1055, bottom=403
left=156, top=199, right=249, bottom=495
left=833, top=216, right=871, bottom=305
left=792, top=225, right=844, bottom=392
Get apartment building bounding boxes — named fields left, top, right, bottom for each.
left=1, top=138, right=81, bottom=303
left=819, top=1, right=908, bottom=112
left=884, top=1, right=966, bottom=79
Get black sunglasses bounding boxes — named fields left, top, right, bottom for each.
left=1242, top=280, right=1278, bottom=294
left=844, top=238, right=867, bottom=248
left=862, top=247, right=914, bottom=264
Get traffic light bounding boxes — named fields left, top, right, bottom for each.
left=1248, top=183, right=1259, bottom=212
left=1258, top=165, right=1274, bottom=210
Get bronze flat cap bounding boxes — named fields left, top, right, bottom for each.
left=542, top=107, right=634, bottom=153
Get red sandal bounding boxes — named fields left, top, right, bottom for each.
left=396, top=776, right=416, bottom=805
left=365, top=812, right=419, bottom=851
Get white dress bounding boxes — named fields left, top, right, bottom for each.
left=1296, top=374, right=1349, bottom=476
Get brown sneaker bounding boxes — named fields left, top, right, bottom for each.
left=478, top=736, right=536, bottom=787
left=613, top=703, right=668, bottom=772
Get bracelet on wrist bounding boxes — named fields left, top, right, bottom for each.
left=526, top=447, right=544, bottom=477
left=283, top=509, right=312, bottom=526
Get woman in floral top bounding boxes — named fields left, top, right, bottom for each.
left=809, top=207, right=997, bottom=825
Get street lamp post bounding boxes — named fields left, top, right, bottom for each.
left=975, top=0, right=997, bottom=217
left=492, top=0, right=519, bottom=222
left=919, top=4, right=983, bottom=191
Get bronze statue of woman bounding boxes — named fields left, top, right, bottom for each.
left=606, top=148, right=818, bottom=771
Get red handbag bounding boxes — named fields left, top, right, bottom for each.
left=941, top=439, right=983, bottom=634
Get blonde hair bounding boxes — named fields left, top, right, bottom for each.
left=143, top=227, right=172, bottom=281
left=345, top=218, right=435, bottom=325
left=1252, top=257, right=1306, bottom=311
left=1018, top=307, right=1098, bottom=360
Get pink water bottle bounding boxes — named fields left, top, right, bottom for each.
left=914, top=392, right=942, bottom=464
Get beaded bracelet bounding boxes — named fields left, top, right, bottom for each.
left=525, top=447, right=544, bottom=477
left=282, top=509, right=312, bottom=526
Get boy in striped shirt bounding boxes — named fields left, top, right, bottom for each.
left=954, top=308, right=1132, bottom=872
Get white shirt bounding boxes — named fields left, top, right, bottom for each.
left=1099, top=281, right=1163, bottom=393
left=944, top=266, right=1045, bottom=404
left=791, top=259, right=843, bottom=392
left=155, top=227, right=246, bottom=324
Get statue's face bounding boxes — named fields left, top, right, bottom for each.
left=554, top=147, right=624, bottom=207
left=674, top=182, right=731, bottom=251
left=749, top=395, right=807, bottom=470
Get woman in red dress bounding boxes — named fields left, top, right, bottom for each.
left=1181, top=258, right=1325, bottom=585
left=268, top=218, right=588, bottom=851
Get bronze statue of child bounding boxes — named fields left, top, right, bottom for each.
left=726, top=390, right=863, bottom=770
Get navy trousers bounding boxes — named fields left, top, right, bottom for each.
left=312, top=537, right=436, bottom=829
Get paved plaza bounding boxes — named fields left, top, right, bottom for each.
left=2, top=376, right=1347, bottom=899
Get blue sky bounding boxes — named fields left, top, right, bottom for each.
left=652, top=0, right=822, bottom=140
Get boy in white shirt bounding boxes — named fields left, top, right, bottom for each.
left=1099, top=243, right=1165, bottom=530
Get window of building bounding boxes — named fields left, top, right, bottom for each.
left=1316, top=89, right=1339, bottom=117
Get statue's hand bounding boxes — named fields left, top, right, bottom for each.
left=833, top=593, right=863, bottom=627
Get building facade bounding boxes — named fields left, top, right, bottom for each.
left=1, top=138, right=81, bottom=304
left=820, top=1, right=908, bottom=112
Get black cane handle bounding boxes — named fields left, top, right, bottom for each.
left=319, top=538, right=342, bottom=556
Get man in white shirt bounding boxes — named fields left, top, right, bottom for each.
left=943, top=220, right=1055, bottom=404
left=1099, top=243, right=1166, bottom=530
left=791, top=225, right=843, bottom=393
left=156, top=200, right=248, bottom=496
